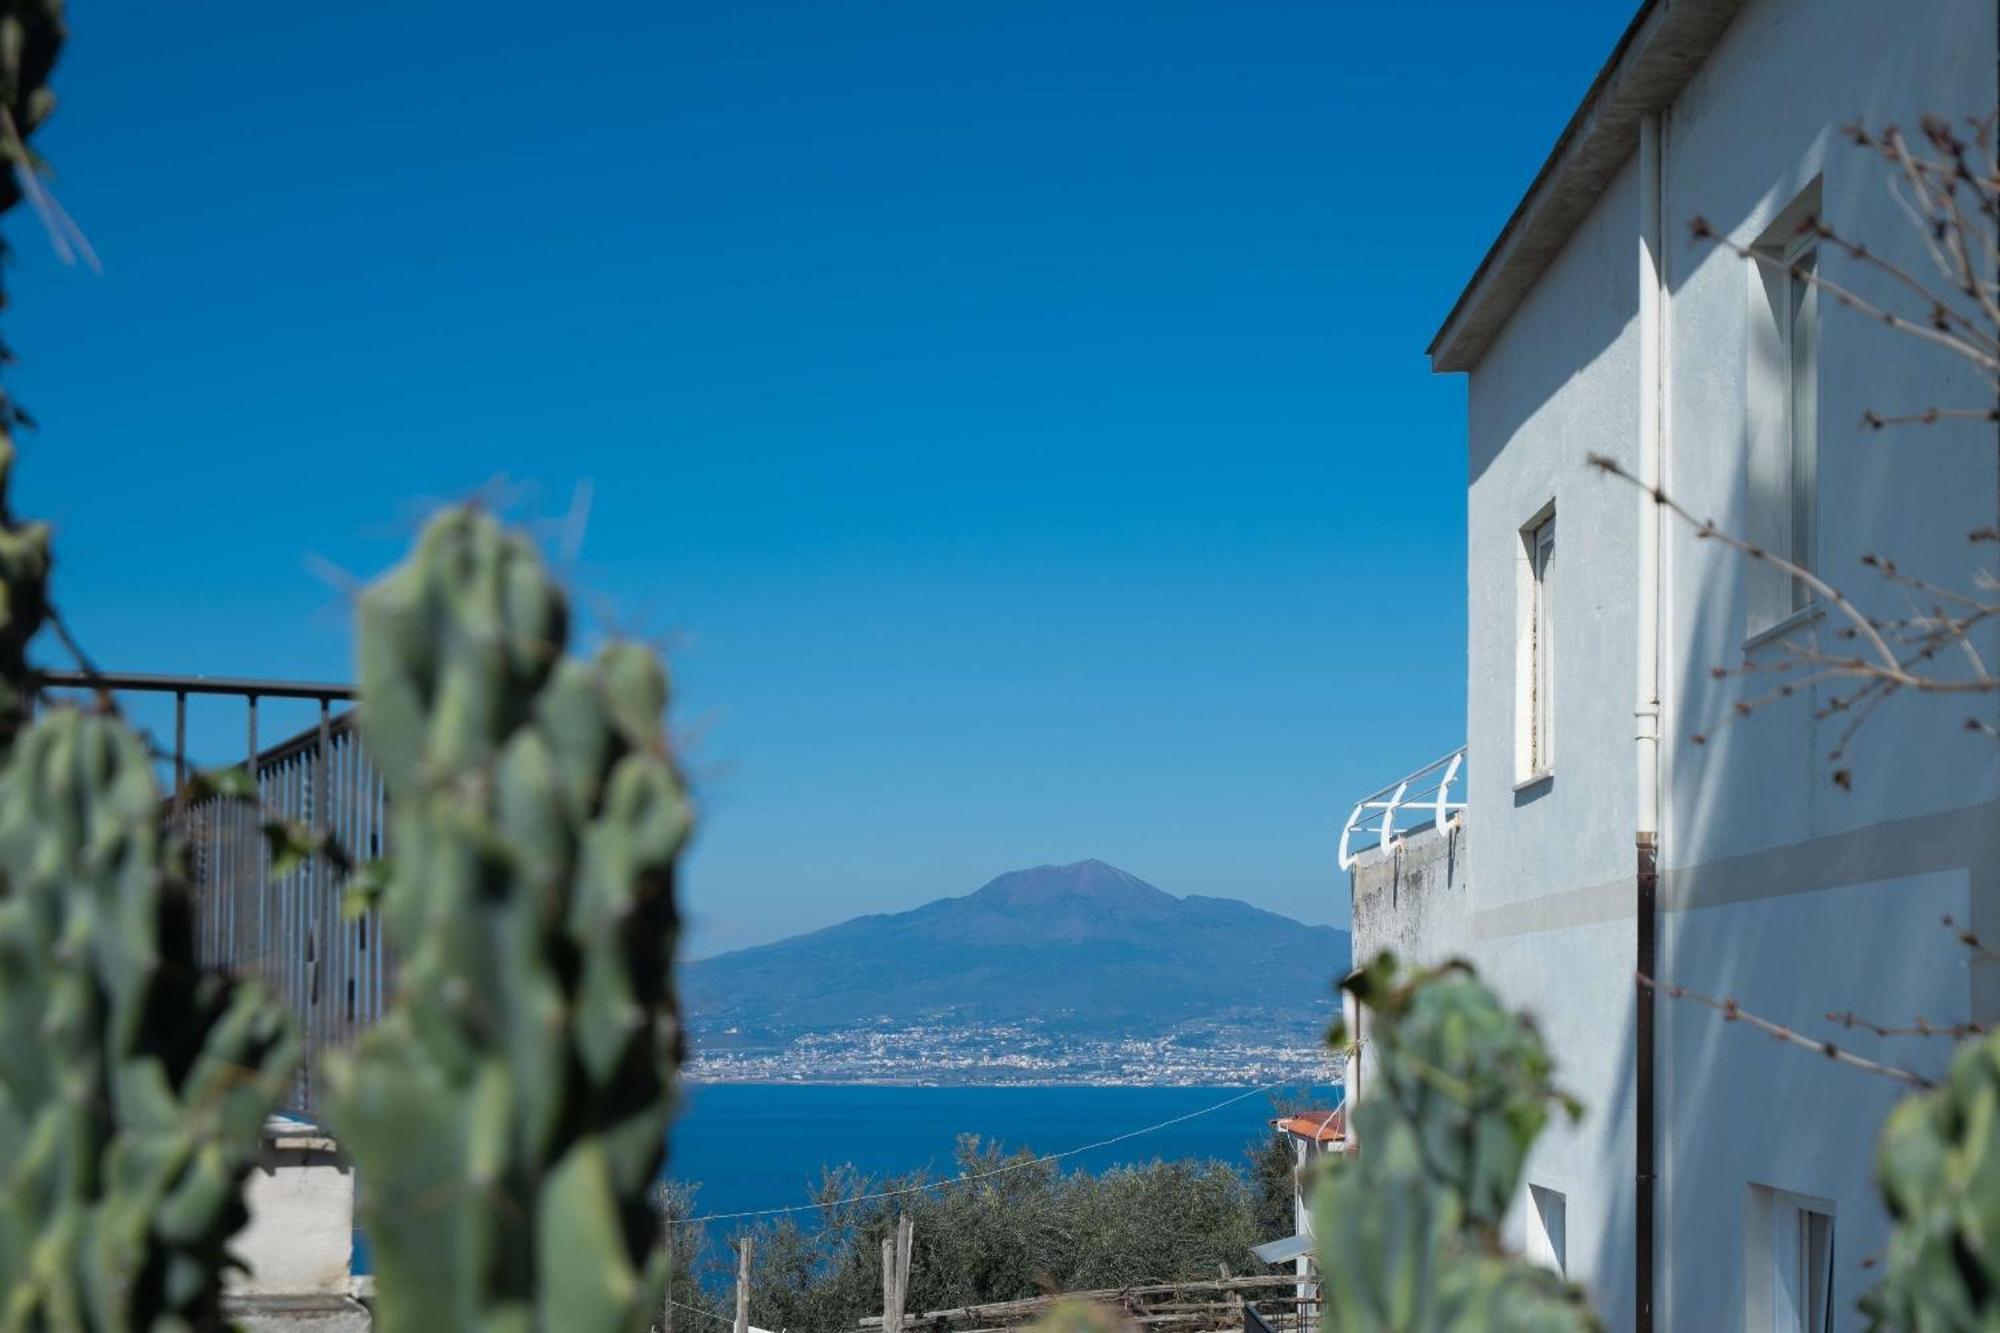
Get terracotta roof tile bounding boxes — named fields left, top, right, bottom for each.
left=1273, top=1108, right=1345, bottom=1144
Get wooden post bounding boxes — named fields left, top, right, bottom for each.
left=882, top=1214, right=912, bottom=1333
left=660, top=1209, right=673, bottom=1333
left=881, top=1235, right=896, bottom=1333
left=734, top=1237, right=751, bottom=1333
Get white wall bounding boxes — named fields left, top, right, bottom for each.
left=1462, top=153, right=1644, bottom=1326
left=1661, top=0, right=1999, bottom=868
left=231, top=1132, right=355, bottom=1300
left=1469, top=156, right=1643, bottom=915
left=1656, top=2, right=1998, bottom=1328
left=1662, top=868, right=1967, bottom=1331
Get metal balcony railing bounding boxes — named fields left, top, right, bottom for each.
left=1244, top=1295, right=1321, bottom=1333
left=41, top=670, right=382, bottom=1123
left=1336, top=747, right=1467, bottom=871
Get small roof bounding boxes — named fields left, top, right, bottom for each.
left=1252, top=1233, right=1314, bottom=1266
left=1428, top=0, right=1748, bottom=372
left=1274, top=1108, right=1345, bottom=1144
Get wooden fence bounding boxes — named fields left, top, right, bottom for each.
left=857, top=1275, right=1317, bottom=1333
left=737, top=1215, right=1331, bottom=1333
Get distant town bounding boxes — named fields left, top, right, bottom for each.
left=685, top=1018, right=1342, bottom=1086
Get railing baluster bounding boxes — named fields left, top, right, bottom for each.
left=173, top=690, right=186, bottom=821
left=35, top=672, right=386, bottom=1126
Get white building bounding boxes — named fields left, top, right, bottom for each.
left=1344, top=1, right=1999, bottom=1330
left=1251, top=1108, right=1346, bottom=1322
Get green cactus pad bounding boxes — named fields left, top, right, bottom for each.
left=1315, top=955, right=1600, bottom=1333
left=0, top=711, right=298, bottom=1332
left=327, top=508, right=691, bottom=1333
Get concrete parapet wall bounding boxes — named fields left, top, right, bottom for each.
left=228, top=1122, right=367, bottom=1328
left=1350, top=820, right=1469, bottom=971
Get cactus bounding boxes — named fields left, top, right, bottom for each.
left=324, top=508, right=692, bottom=1333
left=0, top=0, right=62, bottom=751
left=0, top=445, right=49, bottom=751
left=0, top=710, right=299, bottom=1331
left=1312, top=954, right=1600, bottom=1333
left=1863, top=1027, right=2000, bottom=1331
left=0, top=9, right=306, bottom=1329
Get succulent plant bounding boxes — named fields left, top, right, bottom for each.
left=0, top=0, right=64, bottom=220
left=1864, top=1026, right=2000, bottom=1331
left=0, top=12, right=306, bottom=1330
left=0, top=0, right=63, bottom=750
left=0, top=710, right=299, bottom=1332
left=1313, top=953, right=1600, bottom=1333
left=0, top=444, right=49, bottom=752
left=324, top=508, right=691, bottom=1333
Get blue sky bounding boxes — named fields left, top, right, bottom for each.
left=10, top=1, right=1635, bottom=953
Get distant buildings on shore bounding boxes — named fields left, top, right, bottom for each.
left=685, top=1019, right=1340, bottom=1086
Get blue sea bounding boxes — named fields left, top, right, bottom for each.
left=352, top=1082, right=1334, bottom=1275
left=666, top=1082, right=1338, bottom=1223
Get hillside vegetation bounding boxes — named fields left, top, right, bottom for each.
left=661, top=1128, right=1301, bottom=1327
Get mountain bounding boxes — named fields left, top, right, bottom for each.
left=681, top=860, right=1350, bottom=1050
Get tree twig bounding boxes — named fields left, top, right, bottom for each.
left=1636, top=973, right=1936, bottom=1088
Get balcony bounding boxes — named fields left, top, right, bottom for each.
left=43, top=670, right=378, bottom=1123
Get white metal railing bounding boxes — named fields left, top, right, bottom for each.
left=1337, top=747, right=1466, bottom=871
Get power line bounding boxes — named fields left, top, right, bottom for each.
left=682, top=1080, right=1297, bottom=1225
left=662, top=1295, right=731, bottom=1326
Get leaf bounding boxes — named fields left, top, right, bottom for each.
left=340, top=859, right=392, bottom=921
left=262, top=820, right=316, bottom=880
left=186, top=765, right=257, bottom=804
left=263, top=820, right=357, bottom=880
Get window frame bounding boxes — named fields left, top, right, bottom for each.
left=1517, top=505, right=1556, bottom=783
left=1780, top=227, right=1819, bottom=618
left=1746, top=183, right=1823, bottom=639
left=1526, top=1183, right=1567, bottom=1276
left=1746, top=1183, right=1835, bottom=1333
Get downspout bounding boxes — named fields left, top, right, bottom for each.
left=1634, top=110, right=1665, bottom=1333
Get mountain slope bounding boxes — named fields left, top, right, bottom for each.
left=682, top=860, right=1350, bottom=1043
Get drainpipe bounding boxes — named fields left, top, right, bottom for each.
left=1634, top=111, right=1665, bottom=1333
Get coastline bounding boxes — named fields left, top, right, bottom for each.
left=679, top=1075, right=1322, bottom=1089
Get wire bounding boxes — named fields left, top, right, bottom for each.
left=661, top=1295, right=732, bottom=1326
left=683, top=1081, right=1296, bottom=1224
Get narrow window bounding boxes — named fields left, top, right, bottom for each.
left=1749, top=1186, right=1834, bottom=1333
left=1781, top=232, right=1818, bottom=614
left=1772, top=1204, right=1833, bottom=1333
left=1518, top=509, right=1556, bottom=779
left=1527, top=1184, right=1567, bottom=1276
left=1748, top=185, right=1821, bottom=633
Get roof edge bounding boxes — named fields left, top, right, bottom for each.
left=1427, top=0, right=1748, bottom=374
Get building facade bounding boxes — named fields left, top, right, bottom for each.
left=1348, top=1, right=2000, bottom=1329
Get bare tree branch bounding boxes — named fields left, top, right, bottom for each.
left=1825, top=1009, right=1986, bottom=1040
left=1636, top=974, right=1936, bottom=1088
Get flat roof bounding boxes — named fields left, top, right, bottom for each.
left=1252, top=1233, right=1314, bottom=1266
left=1427, top=0, right=1747, bottom=373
